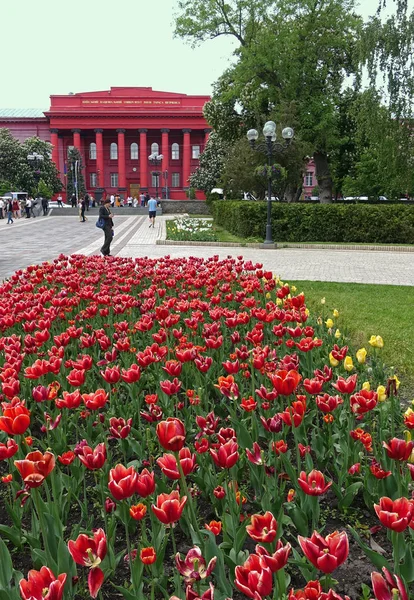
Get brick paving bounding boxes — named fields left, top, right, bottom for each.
left=1, top=213, right=413, bottom=285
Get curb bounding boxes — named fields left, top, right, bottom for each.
left=157, top=240, right=414, bottom=252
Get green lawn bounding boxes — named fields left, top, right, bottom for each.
left=289, top=280, right=414, bottom=404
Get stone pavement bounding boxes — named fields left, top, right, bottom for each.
left=1, top=213, right=413, bottom=285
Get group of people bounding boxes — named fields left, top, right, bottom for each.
left=0, top=196, right=49, bottom=224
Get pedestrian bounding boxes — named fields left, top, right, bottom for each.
left=84, top=193, right=90, bottom=211
left=145, top=192, right=150, bottom=207
left=12, top=198, right=19, bottom=219
left=70, top=193, right=77, bottom=208
left=127, top=195, right=133, bottom=207
left=7, top=199, right=14, bottom=224
left=148, top=195, right=158, bottom=228
left=57, top=194, right=63, bottom=207
left=90, top=194, right=95, bottom=208
left=99, top=198, right=114, bottom=256
left=0, top=197, right=4, bottom=219
left=140, top=192, right=145, bottom=207
left=133, top=196, right=138, bottom=207
left=25, top=197, right=31, bottom=218
left=30, top=198, right=37, bottom=218
left=41, top=197, right=49, bottom=216
left=115, top=194, right=121, bottom=207
left=110, top=194, right=115, bottom=207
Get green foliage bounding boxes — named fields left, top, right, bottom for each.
left=0, top=129, right=62, bottom=196
left=211, top=200, right=414, bottom=243
left=37, top=179, right=53, bottom=199
left=189, top=132, right=229, bottom=193
left=0, top=180, right=13, bottom=196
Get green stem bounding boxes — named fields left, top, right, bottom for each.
left=392, top=530, right=402, bottom=575
left=123, top=503, right=135, bottom=592
left=174, top=452, right=201, bottom=540
left=170, top=527, right=181, bottom=595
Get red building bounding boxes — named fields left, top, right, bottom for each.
left=0, top=87, right=212, bottom=200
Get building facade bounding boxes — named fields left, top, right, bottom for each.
left=0, top=87, right=212, bottom=200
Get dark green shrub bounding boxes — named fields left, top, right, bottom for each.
left=211, top=201, right=414, bottom=244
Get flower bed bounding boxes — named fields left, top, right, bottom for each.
left=166, top=217, right=218, bottom=242
left=0, top=254, right=413, bottom=600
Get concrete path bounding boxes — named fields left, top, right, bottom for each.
left=1, top=213, right=413, bottom=285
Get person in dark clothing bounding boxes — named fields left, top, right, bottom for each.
left=99, top=199, right=114, bottom=256
left=80, top=198, right=87, bottom=222
left=84, top=193, right=90, bottom=211
left=70, top=193, right=77, bottom=208
left=41, top=197, right=48, bottom=216
left=145, top=192, right=150, bottom=207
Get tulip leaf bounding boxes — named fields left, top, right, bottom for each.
left=347, top=526, right=391, bottom=571
left=339, top=482, right=363, bottom=509
left=0, top=591, right=20, bottom=600
left=400, top=543, right=414, bottom=583
left=0, top=525, right=22, bottom=548
left=202, top=529, right=233, bottom=596
left=0, top=539, right=13, bottom=589
left=112, top=583, right=142, bottom=600
left=231, top=418, right=253, bottom=449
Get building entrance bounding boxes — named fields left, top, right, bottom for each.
left=130, top=183, right=140, bottom=200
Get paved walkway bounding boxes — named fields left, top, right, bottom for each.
left=1, top=213, right=413, bottom=285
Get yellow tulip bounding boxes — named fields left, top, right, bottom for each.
left=321, top=297, right=326, bottom=305
left=265, top=292, right=271, bottom=299
left=291, top=285, right=297, bottom=292
left=369, top=335, right=384, bottom=348
left=305, top=308, right=310, bottom=317
left=333, top=309, right=339, bottom=318
left=325, top=318, right=334, bottom=329
left=334, top=329, right=341, bottom=339
left=376, top=385, right=387, bottom=401
left=317, top=317, right=323, bottom=325
left=362, top=381, right=371, bottom=391
left=329, top=352, right=339, bottom=367
left=356, top=348, right=367, bottom=364
left=344, top=356, right=354, bottom=372
left=276, top=298, right=282, bottom=306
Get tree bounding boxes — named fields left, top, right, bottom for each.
left=0, top=129, right=28, bottom=190
left=189, top=132, right=229, bottom=193
left=66, top=147, right=86, bottom=200
left=175, top=0, right=363, bottom=203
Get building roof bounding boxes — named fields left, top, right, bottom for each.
left=0, top=108, right=46, bottom=118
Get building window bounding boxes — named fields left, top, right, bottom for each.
left=305, top=171, right=313, bottom=187
left=151, top=173, right=160, bottom=187
left=192, top=145, right=200, bottom=159
left=172, top=173, right=180, bottom=187
left=151, top=142, right=159, bottom=155
left=110, top=173, right=118, bottom=187
left=130, top=143, right=138, bottom=160
left=90, top=173, right=97, bottom=188
left=171, top=143, right=179, bottom=160
left=89, top=143, right=97, bottom=160
left=110, top=143, right=118, bottom=160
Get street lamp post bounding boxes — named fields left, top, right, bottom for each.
left=247, top=121, right=294, bottom=245
left=27, top=152, right=44, bottom=197
left=148, top=152, right=163, bottom=199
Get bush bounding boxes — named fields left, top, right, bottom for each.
left=211, top=201, right=414, bottom=243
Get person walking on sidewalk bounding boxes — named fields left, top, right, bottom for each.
left=99, top=198, right=114, bottom=256
left=148, top=196, right=157, bottom=228
left=7, top=199, right=14, bottom=224
left=80, top=197, right=87, bottom=222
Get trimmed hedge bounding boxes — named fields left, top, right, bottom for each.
left=211, top=201, right=414, bottom=244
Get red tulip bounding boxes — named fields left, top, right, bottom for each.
left=210, top=440, right=239, bottom=469
left=205, top=520, right=222, bottom=535
left=350, top=389, right=378, bottom=416
left=370, top=460, right=392, bottom=479
left=108, top=464, right=137, bottom=500
left=156, top=418, right=186, bottom=452
left=371, top=567, right=408, bottom=600
left=280, top=399, right=306, bottom=427
left=159, top=377, right=182, bottom=395
left=82, top=389, right=108, bottom=410
left=316, top=394, right=343, bottom=413
left=100, top=365, right=121, bottom=384
left=130, top=503, right=147, bottom=520
left=109, top=417, right=132, bottom=439
left=58, top=451, right=75, bottom=466
left=14, top=450, right=55, bottom=488
left=2, top=378, right=20, bottom=399
left=157, top=447, right=196, bottom=479
left=268, top=370, right=302, bottom=396
left=32, top=385, right=49, bottom=403
left=246, top=511, right=277, bottom=543
left=19, top=566, right=66, bottom=600
left=135, top=468, right=156, bottom=497
left=382, top=437, right=414, bottom=461
left=162, top=360, right=183, bottom=377
left=120, top=363, right=141, bottom=383
left=151, top=490, right=187, bottom=524
left=68, top=529, right=106, bottom=599
left=140, top=547, right=157, bottom=564
left=175, top=546, right=216, bottom=583
left=332, top=375, right=357, bottom=394
left=303, top=378, right=324, bottom=394
left=213, top=486, right=225, bottom=499
left=298, top=530, right=349, bottom=573
left=298, top=470, right=332, bottom=496
left=288, top=580, right=322, bottom=599
left=255, top=541, right=291, bottom=572
left=272, top=440, right=288, bottom=455
left=260, top=414, right=282, bottom=433
left=77, top=443, right=106, bottom=470
left=66, top=368, right=86, bottom=387
left=374, top=497, right=414, bottom=532
left=55, top=390, right=82, bottom=409
left=234, top=553, right=273, bottom=599
left=246, top=442, right=263, bottom=465
left=0, top=398, right=31, bottom=435
left=0, top=438, right=18, bottom=460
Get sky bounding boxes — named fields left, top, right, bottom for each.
left=1, top=0, right=412, bottom=109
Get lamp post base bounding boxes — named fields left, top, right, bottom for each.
left=260, top=242, right=277, bottom=249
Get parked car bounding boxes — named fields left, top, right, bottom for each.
left=243, top=192, right=257, bottom=201
left=3, top=191, right=28, bottom=202
left=210, top=188, right=224, bottom=199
